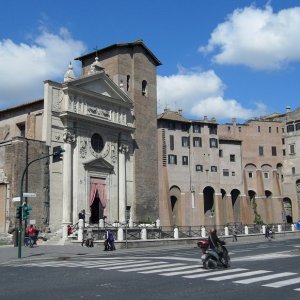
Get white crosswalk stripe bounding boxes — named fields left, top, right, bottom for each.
left=207, top=270, right=271, bottom=281
left=234, top=272, right=297, bottom=284
left=183, top=268, right=248, bottom=279
left=263, top=277, right=300, bottom=288
left=100, top=261, right=169, bottom=271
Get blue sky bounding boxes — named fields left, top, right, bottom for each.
left=1, top=0, right=300, bottom=123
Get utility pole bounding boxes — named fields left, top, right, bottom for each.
left=17, top=146, right=65, bottom=258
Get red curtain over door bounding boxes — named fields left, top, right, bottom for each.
left=90, top=178, right=107, bottom=217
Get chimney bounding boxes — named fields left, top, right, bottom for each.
left=204, top=116, right=208, bottom=121
left=286, top=106, right=291, bottom=113
left=232, top=117, right=237, bottom=126
left=178, top=109, right=183, bottom=115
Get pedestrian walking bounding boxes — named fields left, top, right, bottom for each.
left=232, top=226, right=238, bottom=242
left=265, top=224, right=270, bottom=239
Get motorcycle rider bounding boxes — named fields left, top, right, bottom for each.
left=208, top=227, right=226, bottom=265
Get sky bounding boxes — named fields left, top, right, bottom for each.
left=1, top=0, right=300, bottom=123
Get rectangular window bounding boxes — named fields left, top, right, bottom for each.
left=182, top=156, right=188, bottom=165
left=182, top=123, right=189, bottom=132
left=283, top=149, right=286, bottom=156
left=292, top=167, right=296, bottom=175
left=193, top=124, right=201, bottom=133
left=259, top=146, right=264, bottom=156
left=230, top=154, right=235, bottom=162
left=168, top=154, right=177, bottom=165
left=193, top=137, right=202, bottom=147
left=232, top=171, right=236, bottom=176
left=289, top=144, right=295, bottom=155
left=271, top=146, right=277, bottom=156
left=168, top=122, right=176, bottom=130
left=287, top=124, right=294, bottom=133
left=258, top=126, right=260, bottom=132
left=196, top=164, right=203, bottom=172
left=277, top=127, right=279, bottom=133
left=182, top=136, right=189, bottom=147
left=238, top=127, right=242, bottom=132
left=263, top=172, right=269, bottom=179
left=209, top=126, right=217, bottom=135
left=211, top=166, right=217, bottom=172
left=169, top=135, right=174, bottom=150
left=223, top=169, right=229, bottom=176
left=282, top=138, right=285, bottom=145
left=210, top=138, right=218, bottom=148
left=269, top=127, right=271, bottom=133
left=219, top=149, right=223, bottom=157
left=249, top=171, right=253, bottom=178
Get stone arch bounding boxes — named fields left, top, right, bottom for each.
left=231, top=189, right=241, bottom=223
left=203, top=186, right=215, bottom=224
left=283, top=197, right=293, bottom=223
left=169, top=185, right=181, bottom=226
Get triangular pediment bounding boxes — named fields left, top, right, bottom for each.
left=84, top=157, right=114, bottom=173
left=67, top=71, right=133, bottom=106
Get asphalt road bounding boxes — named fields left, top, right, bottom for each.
left=1, top=238, right=300, bottom=300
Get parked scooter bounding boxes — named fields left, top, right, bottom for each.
left=198, top=239, right=231, bottom=269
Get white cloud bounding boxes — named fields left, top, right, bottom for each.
left=199, top=5, right=300, bottom=70
left=0, top=28, right=86, bottom=108
left=157, top=67, right=268, bottom=121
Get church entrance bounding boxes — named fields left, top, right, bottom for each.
left=90, top=190, right=104, bottom=224
left=89, top=177, right=107, bottom=225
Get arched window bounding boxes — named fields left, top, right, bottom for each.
left=142, top=80, right=148, bottom=96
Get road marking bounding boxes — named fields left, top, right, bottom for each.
left=207, top=270, right=271, bottom=281
left=118, top=262, right=170, bottom=272
left=263, top=277, right=300, bottom=288
left=138, top=264, right=190, bottom=274
left=100, top=261, right=164, bottom=270
left=160, top=267, right=209, bottom=276
left=234, top=272, right=297, bottom=284
left=183, top=268, right=248, bottom=279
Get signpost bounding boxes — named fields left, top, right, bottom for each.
left=23, top=193, right=36, bottom=198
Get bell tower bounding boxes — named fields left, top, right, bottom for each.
left=76, top=40, right=161, bottom=223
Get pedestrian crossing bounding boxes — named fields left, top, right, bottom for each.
left=3, top=257, right=300, bottom=292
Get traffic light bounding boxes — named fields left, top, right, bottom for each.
left=22, top=203, right=32, bottom=220
left=52, top=146, right=65, bottom=163
left=16, top=205, right=22, bottom=219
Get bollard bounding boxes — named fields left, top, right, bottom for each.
left=174, top=227, right=179, bottom=239
left=156, top=219, right=160, bottom=228
left=117, top=228, right=124, bottom=241
left=244, top=225, right=249, bottom=235
left=201, top=226, right=206, bottom=238
left=278, top=224, right=282, bottom=233
left=224, top=226, right=229, bottom=236
left=291, top=224, right=295, bottom=231
left=262, top=225, right=266, bottom=234
left=78, top=219, right=83, bottom=242
left=99, top=219, right=104, bottom=228
left=141, top=228, right=147, bottom=240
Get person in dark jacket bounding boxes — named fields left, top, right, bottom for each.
left=208, top=227, right=224, bottom=256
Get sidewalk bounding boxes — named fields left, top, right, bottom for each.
left=0, top=231, right=299, bottom=264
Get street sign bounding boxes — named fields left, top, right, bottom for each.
left=23, top=193, right=36, bottom=198
left=12, top=197, right=20, bottom=202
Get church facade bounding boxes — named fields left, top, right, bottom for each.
left=0, top=40, right=160, bottom=236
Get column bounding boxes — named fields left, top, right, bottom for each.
left=118, top=144, right=128, bottom=223
left=62, top=129, right=75, bottom=239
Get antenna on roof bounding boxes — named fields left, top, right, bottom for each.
left=93, top=45, right=98, bottom=57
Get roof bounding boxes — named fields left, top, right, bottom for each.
left=0, top=98, right=44, bottom=114
left=75, top=39, right=162, bottom=66
left=157, top=110, right=188, bottom=122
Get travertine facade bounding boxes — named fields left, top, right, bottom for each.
left=0, top=40, right=161, bottom=235
left=158, top=109, right=299, bottom=227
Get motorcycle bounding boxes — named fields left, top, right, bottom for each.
left=198, top=239, right=231, bottom=269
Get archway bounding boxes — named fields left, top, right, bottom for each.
left=283, top=198, right=293, bottom=223
left=203, top=186, right=215, bottom=224
left=231, top=189, right=241, bottom=223
left=169, top=186, right=181, bottom=226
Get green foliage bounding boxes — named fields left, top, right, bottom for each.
left=251, top=198, right=264, bottom=225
